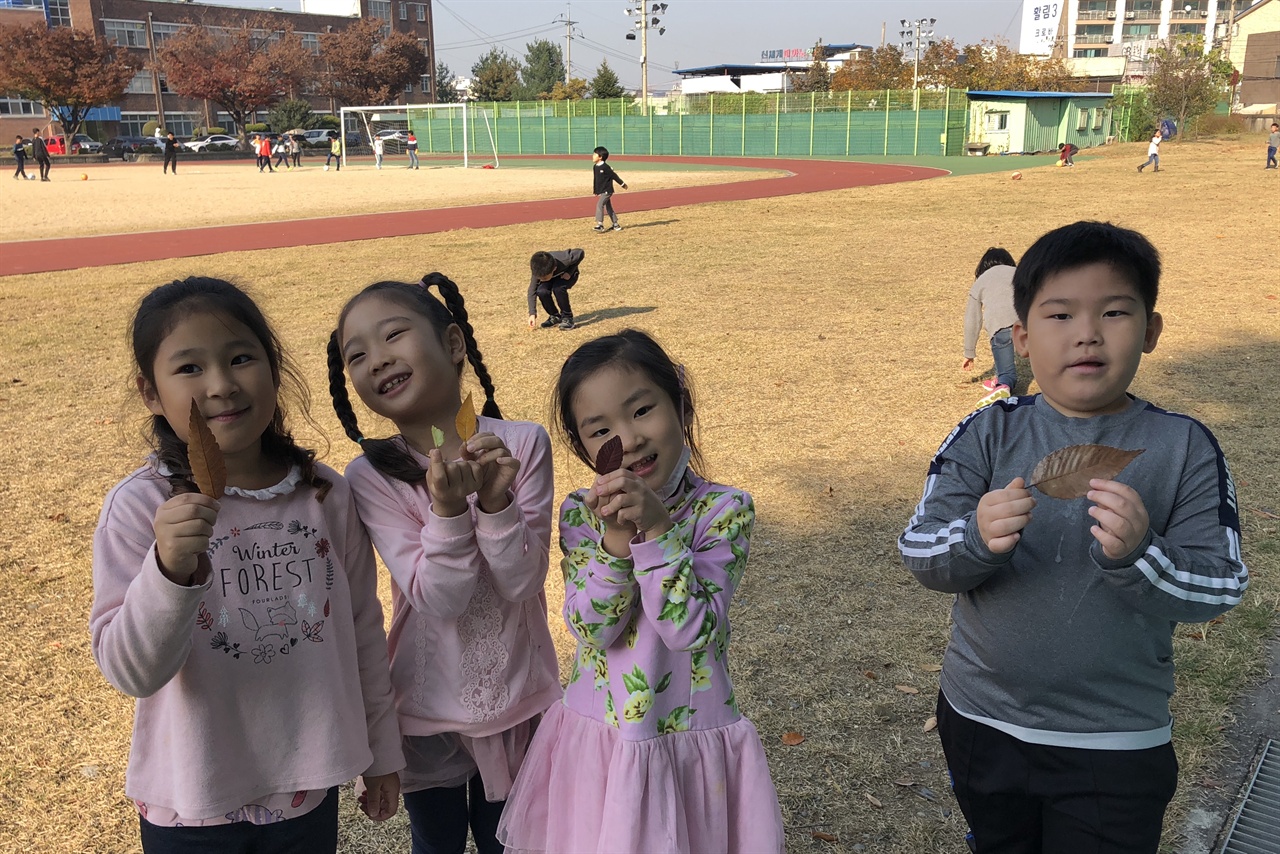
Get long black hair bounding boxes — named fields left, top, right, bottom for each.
left=328, top=272, right=501, bottom=484
left=131, top=276, right=330, bottom=500
left=552, top=329, right=703, bottom=473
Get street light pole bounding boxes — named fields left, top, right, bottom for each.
left=899, top=17, right=937, bottom=89
left=626, top=3, right=667, bottom=112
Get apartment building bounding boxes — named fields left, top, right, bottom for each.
left=1067, top=0, right=1222, bottom=59
left=0, top=0, right=436, bottom=142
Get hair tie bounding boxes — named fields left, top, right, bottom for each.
left=676, top=364, right=686, bottom=391
left=356, top=436, right=365, bottom=445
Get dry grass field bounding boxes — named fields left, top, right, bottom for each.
left=1, top=137, right=1277, bottom=854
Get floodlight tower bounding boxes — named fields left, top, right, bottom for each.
left=899, top=17, right=937, bottom=89
left=626, top=2, right=668, bottom=112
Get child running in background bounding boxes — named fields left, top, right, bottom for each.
left=900, top=222, right=1248, bottom=853
left=329, top=273, right=560, bottom=854
left=591, top=146, right=627, bottom=232
left=962, top=247, right=1019, bottom=406
left=90, top=277, right=403, bottom=853
left=498, top=329, right=785, bottom=854
left=527, top=248, right=585, bottom=331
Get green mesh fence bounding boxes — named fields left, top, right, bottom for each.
left=416, top=90, right=972, bottom=159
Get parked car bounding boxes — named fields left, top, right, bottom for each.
left=103, top=136, right=149, bottom=159
left=374, top=128, right=410, bottom=143
left=184, top=134, right=241, bottom=152
left=69, top=134, right=103, bottom=153
left=302, top=128, right=337, bottom=147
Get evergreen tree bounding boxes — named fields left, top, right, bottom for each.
left=470, top=47, right=522, bottom=102
left=521, top=39, right=565, bottom=99
left=267, top=98, right=317, bottom=132
left=435, top=61, right=459, bottom=103
left=788, top=41, right=831, bottom=93
left=590, top=60, right=625, bottom=99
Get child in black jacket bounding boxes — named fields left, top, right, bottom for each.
left=591, top=146, right=627, bottom=232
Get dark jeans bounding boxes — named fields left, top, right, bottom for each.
left=36, top=155, right=51, bottom=180
left=536, top=283, right=573, bottom=317
left=402, top=774, right=505, bottom=854
left=325, top=152, right=341, bottom=170
left=13, top=159, right=27, bottom=179
left=258, top=155, right=274, bottom=172
left=1139, top=154, right=1159, bottom=171
left=139, top=786, right=338, bottom=854
left=1267, top=145, right=1277, bottom=168
left=163, top=152, right=177, bottom=174
left=937, top=692, right=1177, bottom=854
left=291, top=151, right=301, bottom=168
left=990, top=327, right=1016, bottom=391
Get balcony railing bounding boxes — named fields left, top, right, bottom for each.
left=1076, top=10, right=1116, bottom=19
left=1074, top=33, right=1113, bottom=43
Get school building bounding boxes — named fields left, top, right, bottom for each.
left=0, top=0, right=437, bottom=143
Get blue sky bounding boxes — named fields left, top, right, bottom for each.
left=221, top=0, right=1030, bottom=90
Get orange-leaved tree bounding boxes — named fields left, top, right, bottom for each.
left=831, top=45, right=912, bottom=92
left=317, top=18, right=430, bottom=108
left=0, top=23, right=136, bottom=142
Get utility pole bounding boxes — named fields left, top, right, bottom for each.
left=555, top=5, right=578, bottom=84
left=626, top=3, right=667, bottom=113
left=899, top=17, right=936, bottom=90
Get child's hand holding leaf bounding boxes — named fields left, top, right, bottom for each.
left=975, top=477, right=1035, bottom=554
left=1028, top=444, right=1149, bottom=559
left=153, top=400, right=225, bottom=585
left=465, top=431, right=520, bottom=514
left=1086, top=479, right=1150, bottom=559
left=585, top=436, right=673, bottom=551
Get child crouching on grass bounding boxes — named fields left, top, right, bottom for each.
left=900, top=221, right=1248, bottom=853
left=527, top=248, right=585, bottom=331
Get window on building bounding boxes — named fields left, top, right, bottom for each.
left=404, top=82, right=414, bottom=93
left=985, top=111, right=1009, bottom=131
left=1093, top=108, right=1105, bottom=129
left=416, top=4, right=426, bottom=21
left=151, top=22, right=185, bottom=46
left=164, top=113, right=196, bottom=137
left=1077, top=108, right=1089, bottom=130
left=103, top=19, right=148, bottom=48
left=125, top=70, right=155, bottom=94
left=1130, top=0, right=1158, bottom=13
left=1073, top=48, right=1106, bottom=57
left=399, top=2, right=407, bottom=19
left=421, top=74, right=431, bottom=93
left=216, top=113, right=238, bottom=134
left=419, top=38, right=431, bottom=56
left=47, top=0, right=71, bottom=27
left=300, top=32, right=320, bottom=54
left=121, top=112, right=158, bottom=136
left=0, top=96, right=44, bottom=116
left=369, top=0, right=391, bottom=21
left=1121, top=23, right=1157, bottom=40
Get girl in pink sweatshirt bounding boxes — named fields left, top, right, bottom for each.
left=328, top=273, right=560, bottom=854
left=90, top=277, right=404, bottom=853
left=498, top=329, right=784, bottom=854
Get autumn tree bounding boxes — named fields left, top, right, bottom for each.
left=590, top=60, right=625, bottom=99
left=1146, top=36, right=1232, bottom=137
left=958, top=39, right=1082, bottom=92
left=547, top=78, right=588, bottom=100
left=470, top=48, right=522, bottom=101
left=918, top=39, right=967, bottom=90
left=0, top=23, right=136, bottom=141
left=831, top=45, right=911, bottom=92
left=521, top=39, right=564, bottom=99
left=435, top=61, right=460, bottom=103
left=787, top=41, right=831, bottom=93
left=318, top=18, right=430, bottom=108
left=157, top=20, right=311, bottom=143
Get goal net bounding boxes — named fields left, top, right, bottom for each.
left=339, top=103, right=495, bottom=168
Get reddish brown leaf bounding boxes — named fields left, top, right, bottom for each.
left=455, top=392, right=477, bottom=441
left=895, top=685, right=920, bottom=695
left=187, top=399, right=226, bottom=499
left=595, top=435, right=624, bottom=474
left=865, top=793, right=883, bottom=808
left=781, top=731, right=806, bottom=746
left=812, top=831, right=839, bottom=842
left=863, top=670, right=879, bottom=680
left=1029, top=445, right=1144, bottom=499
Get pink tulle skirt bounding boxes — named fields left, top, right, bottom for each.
left=497, top=701, right=785, bottom=854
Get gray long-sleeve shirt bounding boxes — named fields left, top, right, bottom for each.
left=962, top=265, right=1018, bottom=359
left=526, top=248, right=584, bottom=315
left=899, top=395, right=1247, bottom=750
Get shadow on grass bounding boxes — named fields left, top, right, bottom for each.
left=621, top=218, right=680, bottom=230
left=570, top=305, right=657, bottom=328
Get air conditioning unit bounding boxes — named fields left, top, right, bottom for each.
left=1148, top=32, right=1158, bottom=38
left=1105, top=36, right=1114, bottom=42
left=1106, top=11, right=1117, bottom=17
left=1124, top=11, right=1135, bottom=18
left=1200, top=10, right=1208, bottom=16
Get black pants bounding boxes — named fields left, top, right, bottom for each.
left=274, top=153, right=288, bottom=168
left=36, top=155, right=51, bottom=180
left=139, top=786, right=338, bottom=854
left=536, top=283, right=573, bottom=318
left=13, top=159, right=27, bottom=179
left=402, top=774, right=505, bottom=854
left=937, top=692, right=1177, bottom=854
left=163, top=152, right=177, bottom=174
left=257, top=155, right=273, bottom=172
left=291, top=151, right=301, bottom=168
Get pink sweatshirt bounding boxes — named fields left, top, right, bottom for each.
left=90, top=462, right=404, bottom=820
left=344, top=417, right=561, bottom=740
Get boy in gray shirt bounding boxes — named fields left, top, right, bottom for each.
left=1267, top=122, right=1278, bottom=169
left=900, top=221, right=1248, bottom=853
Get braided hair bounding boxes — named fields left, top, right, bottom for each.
left=328, top=273, right=502, bottom=484
left=131, top=277, right=331, bottom=501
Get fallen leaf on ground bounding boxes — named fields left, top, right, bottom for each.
left=187, top=399, right=226, bottom=499
left=781, top=732, right=805, bottom=746
left=923, top=715, right=938, bottom=732
left=812, top=831, right=838, bottom=842
left=865, top=793, right=883, bottom=809
left=863, top=670, right=879, bottom=680
left=895, top=685, right=920, bottom=695
left=894, top=778, right=915, bottom=787
left=919, top=663, right=942, bottom=672
left=1029, top=445, right=1144, bottom=499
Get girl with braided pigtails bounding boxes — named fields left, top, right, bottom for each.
left=328, top=273, right=559, bottom=854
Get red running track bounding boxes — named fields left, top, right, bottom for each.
left=0, top=156, right=947, bottom=277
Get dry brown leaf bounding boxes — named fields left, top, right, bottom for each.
left=595, top=435, right=624, bottom=474
left=895, top=685, right=920, bottom=695
left=923, top=715, right=938, bottom=733
left=455, top=392, right=477, bottom=441
left=894, top=778, right=915, bottom=787
left=780, top=731, right=806, bottom=746
left=919, top=663, right=942, bottom=672
left=863, top=670, right=879, bottom=680
left=187, top=399, right=226, bottom=499
left=1029, top=444, right=1144, bottom=499
left=865, top=793, right=883, bottom=809
left=812, top=831, right=839, bottom=842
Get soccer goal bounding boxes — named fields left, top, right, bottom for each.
left=339, top=102, right=496, bottom=168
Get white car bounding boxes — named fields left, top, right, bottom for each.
left=374, top=129, right=410, bottom=143
left=184, top=134, right=241, bottom=152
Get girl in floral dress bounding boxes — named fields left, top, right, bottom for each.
left=498, top=329, right=785, bottom=854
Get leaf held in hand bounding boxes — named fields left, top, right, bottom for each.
left=595, top=435, right=624, bottom=474
left=431, top=425, right=445, bottom=449
left=187, top=399, right=226, bottom=499
left=455, top=392, right=477, bottom=441
left=1029, top=444, right=1145, bottom=499
left=781, top=731, right=806, bottom=746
